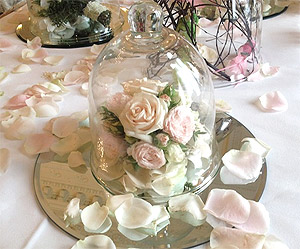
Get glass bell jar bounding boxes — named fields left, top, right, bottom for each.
left=26, top=0, right=124, bottom=46
left=89, top=0, right=220, bottom=202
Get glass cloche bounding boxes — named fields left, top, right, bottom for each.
left=89, top=0, right=220, bottom=202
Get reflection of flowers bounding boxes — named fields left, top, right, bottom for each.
left=128, top=141, right=166, bottom=170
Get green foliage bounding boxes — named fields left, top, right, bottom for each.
left=159, top=85, right=181, bottom=110
left=192, top=129, right=206, bottom=141
left=38, top=0, right=88, bottom=27
left=100, top=106, right=124, bottom=136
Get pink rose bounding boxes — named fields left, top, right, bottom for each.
left=156, top=133, right=169, bottom=147
left=106, top=92, right=132, bottom=116
left=163, top=105, right=195, bottom=144
left=128, top=141, right=166, bottom=170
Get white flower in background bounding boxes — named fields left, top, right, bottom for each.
left=64, top=198, right=81, bottom=227
left=119, top=92, right=168, bottom=143
left=121, top=78, right=168, bottom=96
left=165, top=143, right=185, bottom=163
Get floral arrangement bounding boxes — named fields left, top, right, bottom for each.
left=95, top=77, right=213, bottom=198
left=29, top=0, right=112, bottom=41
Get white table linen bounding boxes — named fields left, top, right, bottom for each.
left=0, top=3, right=300, bottom=249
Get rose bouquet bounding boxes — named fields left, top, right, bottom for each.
left=93, top=77, right=214, bottom=199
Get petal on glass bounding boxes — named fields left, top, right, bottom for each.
left=52, top=116, right=79, bottom=138
left=210, top=227, right=265, bottom=249
left=4, top=116, right=35, bottom=140
left=263, top=235, right=289, bottom=249
left=106, top=193, right=134, bottom=214
left=11, top=64, right=31, bottom=74
left=0, top=148, right=10, bottom=175
left=81, top=202, right=109, bottom=231
left=204, top=189, right=251, bottom=224
left=50, top=133, right=81, bottom=157
left=84, top=217, right=112, bottom=233
left=258, top=91, right=288, bottom=112
left=220, top=166, right=257, bottom=185
left=24, top=132, right=58, bottom=155
left=27, top=37, right=42, bottom=50
left=115, top=198, right=154, bottom=229
left=222, top=150, right=263, bottom=180
left=71, top=235, right=116, bottom=249
left=233, top=200, right=270, bottom=235
left=68, top=151, right=86, bottom=168
left=64, top=198, right=81, bottom=226
left=240, top=137, right=271, bottom=158
left=117, top=225, right=149, bottom=241
left=44, top=56, right=64, bottom=65
left=168, top=193, right=206, bottom=226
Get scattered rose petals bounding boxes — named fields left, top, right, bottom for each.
left=50, top=133, right=81, bottom=156
left=204, top=189, right=250, bottom=224
left=27, top=37, right=42, bottom=50
left=263, top=235, right=290, bottom=249
left=64, top=198, right=81, bottom=227
left=24, top=132, right=58, bottom=155
left=216, top=99, right=232, bottom=113
left=233, top=200, right=270, bottom=234
left=33, top=98, right=59, bottom=117
left=71, top=235, right=116, bottom=249
left=68, top=151, right=86, bottom=168
left=81, top=202, right=109, bottom=231
left=52, top=116, right=79, bottom=138
left=0, top=68, right=9, bottom=83
left=106, top=193, right=134, bottom=214
left=210, top=227, right=265, bottom=249
left=240, top=138, right=271, bottom=158
left=168, top=193, right=206, bottom=226
left=44, top=56, right=64, bottom=65
left=63, top=71, right=88, bottom=85
left=0, top=38, right=16, bottom=52
left=70, top=110, right=89, bottom=123
left=220, top=166, right=256, bottom=185
left=22, top=48, right=48, bottom=63
left=4, top=116, right=35, bottom=140
left=222, top=149, right=263, bottom=181
left=0, top=148, right=10, bottom=175
left=117, top=224, right=149, bottom=241
left=258, top=91, right=288, bottom=112
left=90, top=44, right=103, bottom=55
left=115, top=198, right=154, bottom=229
left=80, top=82, right=88, bottom=96
left=4, top=94, right=30, bottom=109
left=11, top=64, right=31, bottom=74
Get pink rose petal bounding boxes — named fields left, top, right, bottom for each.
left=203, top=189, right=251, bottom=224
left=0, top=148, right=10, bottom=175
left=29, top=48, right=48, bottom=63
left=0, top=38, right=16, bottom=52
left=63, top=71, right=88, bottom=85
left=44, top=55, right=64, bottom=65
left=27, top=37, right=42, bottom=50
left=233, top=200, right=270, bottom=234
left=258, top=91, right=288, bottom=112
left=4, top=94, right=31, bottom=110
left=52, top=116, right=79, bottom=138
left=210, top=227, right=265, bottom=249
left=222, top=149, right=263, bottom=180
left=24, top=133, right=59, bottom=155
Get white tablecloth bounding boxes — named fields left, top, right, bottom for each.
left=0, top=3, right=299, bottom=249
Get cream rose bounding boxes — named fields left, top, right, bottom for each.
left=128, top=141, right=166, bottom=170
left=121, top=78, right=168, bottom=95
left=119, top=92, right=168, bottom=143
left=166, top=143, right=185, bottom=163
left=163, top=105, right=195, bottom=144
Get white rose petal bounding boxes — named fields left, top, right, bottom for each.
left=64, top=70, right=88, bottom=85
left=24, top=133, right=58, bottom=155
left=198, top=44, right=218, bottom=64
left=80, top=82, right=89, bottom=96
left=106, top=193, right=134, bottom=214
left=220, top=166, right=257, bottom=185
left=222, top=149, right=263, bottom=180
left=0, top=148, right=10, bottom=175
left=64, top=198, right=81, bottom=226
left=70, top=110, right=89, bottom=123
left=50, top=133, right=81, bottom=156
left=117, top=225, right=149, bottom=241
left=44, top=56, right=64, bottom=65
left=204, top=189, right=251, bottom=224
left=168, top=193, right=206, bottom=226
left=68, top=151, right=86, bottom=168
left=210, top=227, right=265, bottom=249
left=11, top=64, right=31, bottom=74
left=84, top=217, right=112, bottom=233
left=81, top=202, right=109, bottom=231
left=52, top=116, right=79, bottom=138
left=71, top=235, right=116, bottom=249
left=263, top=235, right=290, bottom=249
left=33, top=98, right=60, bottom=117
left=5, top=116, right=35, bottom=140
left=258, top=91, right=288, bottom=112
left=233, top=200, right=270, bottom=235
left=240, top=137, right=271, bottom=158
left=115, top=198, right=154, bottom=229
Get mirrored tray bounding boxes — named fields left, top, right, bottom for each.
left=33, top=113, right=267, bottom=248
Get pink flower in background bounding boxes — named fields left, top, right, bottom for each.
left=163, top=105, right=195, bottom=144
left=128, top=141, right=166, bottom=170
left=156, top=133, right=169, bottom=147
left=225, top=55, right=248, bottom=77
left=107, top=92, right=132, bottom=116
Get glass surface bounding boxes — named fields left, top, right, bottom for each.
left=33, top=113, right=267, bottom=248
left=89, top=1, right=219, bottom=201
left=24, top=0, right=123, bottom=46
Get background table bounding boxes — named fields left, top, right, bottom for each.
left=0, top=2, right=299, bottom=248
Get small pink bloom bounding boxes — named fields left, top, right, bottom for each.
left=156, top=133, right=169, bottom=147
left=27, top=37, right=42, bottom=50
left=106, top=92, right=132, bottom=116
left=159, top=94, right=171, bottom=103
left=128, top=141, right=166, bottom=170
left=225, top=55, right=248, bottom=77
left=164, top=105, right=195, bottom=144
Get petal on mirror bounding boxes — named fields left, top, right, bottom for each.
left=81, top=202, right=109, bottom=231
left=71, top=235, right=116, bottom=249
